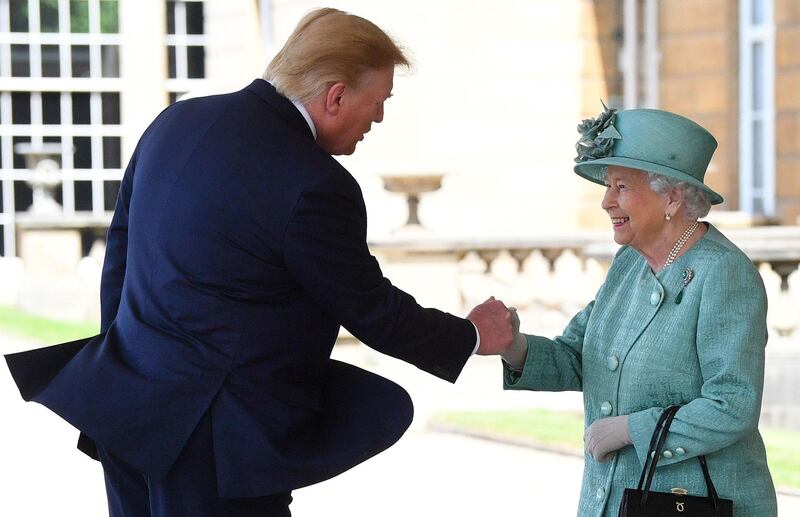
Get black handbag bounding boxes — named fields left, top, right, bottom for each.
left=618, top=405, right=733, bottom=516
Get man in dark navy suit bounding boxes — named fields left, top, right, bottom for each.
left=5, top=7, right=514, bottom=517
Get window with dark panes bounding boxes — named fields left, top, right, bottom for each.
left=167, top=1, right=176, bottom=34
left=11, top=92, right=31, bottom=124
left=41, top=44, right=61, bottom=77
left=42, top=93, right=62, bottom=124
left=186, top=2, right=204, bottom=34
left=10, top=0, right=29, bottom=32
left=11, top=44, right=31, bottom=77
left=72, top=92, right=91, bottom=124
left=102, top=92, right=120, bottom=124
left=166, top=1, right=206, bottom=103
left=41, top=0, right=60, bottom=32
left=74, top=180, right=93, bottom=211
left=12, top=137, right=31, bottom=169
left=104, top=181, right=121, bottom=211
left=1, top=0, right=124, bottom=257
left=187, top=46, right=204, bottom=78
left=101, top=45, right=120, bottom=77
left=14, top=180, right=33, bottom=211
left=103, top=137, right=121, bottom=169
left=167, top=45, right=177, bottom=78
left=73, top=137, right=92, bottom=169
left=71, top=45, right=91, bottom=77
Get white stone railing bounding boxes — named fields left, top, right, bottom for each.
left=1, top=224, right=798, bottom=337
left=370, top=225, right=800, bottom=339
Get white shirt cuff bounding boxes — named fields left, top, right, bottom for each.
left=470, top=321, right=480, bottom=355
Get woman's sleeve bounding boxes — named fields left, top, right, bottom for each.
left=503, top=300, right=593, bottom=392
left=627, top=251, right=768, bottom=466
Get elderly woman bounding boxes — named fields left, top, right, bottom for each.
left=500, top=107, right=777, bottom=516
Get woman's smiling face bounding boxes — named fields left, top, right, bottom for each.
left=601, top=166, right=669, bottom=252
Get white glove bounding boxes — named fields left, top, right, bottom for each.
left=500, top=307, right=528, bottom=369
left=584, top=415, right=631, bottom=462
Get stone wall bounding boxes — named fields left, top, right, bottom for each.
left=775, top=0, right=800, bottom=222
left=660, top=0, right=740, bottom=208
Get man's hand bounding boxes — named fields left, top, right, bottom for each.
left=467, top=297, right=513, bottom=355
left=584, top=415, right=631, bottom=462
left=500, top=308, right=528, bottom=369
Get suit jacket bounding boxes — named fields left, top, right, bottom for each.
left=8, top=79, right=475, bottom=497
left=504, top=224, right=777, bottom=517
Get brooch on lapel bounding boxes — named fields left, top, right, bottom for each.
left=675, top=268, right=694, bottom=304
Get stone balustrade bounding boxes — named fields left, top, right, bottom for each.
left=371, top=225, right=800, bottom=337
left=0, top=223, right=796, bottom=334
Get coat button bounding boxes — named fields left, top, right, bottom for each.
left=662, top=450, right=673, bottom=459
left=600, top=401, right=613, bottom=416
left=675, top=447, right=685, bottom=456
left=650, top=291, right=661, bottom=305
left=596, top=487, right=605, bottom=500
left=607, top=355, right=619, bottom=371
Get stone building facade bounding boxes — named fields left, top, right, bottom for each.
left=584, top=0, right=799, bottom=224
left=0, top=0, right=798, bottom=320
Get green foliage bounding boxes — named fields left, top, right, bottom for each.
left=0, top=305, right=98, bottom=345
left=66, top=0, right=117, bottom=34
left=431, top=408, right=584, bottom=452
left=70, top=0, right=89, bottom=33
left=432, top=409, right=800, bottom=490
left=10, top=0, right=29, bottom=32
left=40, top=0, right=59, bottom=32
left=761, top=426, right=800, bottom=489
left=100, top=0, right=119, bottom=34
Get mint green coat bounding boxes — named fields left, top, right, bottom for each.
left=505, top=224, right=777, bottom=516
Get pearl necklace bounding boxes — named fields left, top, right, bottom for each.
left=664, top=221, right=699, bottom=268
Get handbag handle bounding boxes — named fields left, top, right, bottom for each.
left=635, top=405, right=678, bottom=490
left=636, top=405, right=722, bottom=513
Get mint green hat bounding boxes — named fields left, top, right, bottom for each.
left=573, top=105, right=723, bottom=205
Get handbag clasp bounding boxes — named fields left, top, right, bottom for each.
left=670, top=487, right=688, bottom=496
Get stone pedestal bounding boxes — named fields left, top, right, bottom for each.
left=18, top=228, right=82, bottom=276
left=17, top=228, right=83, bottom=321
left=15, top=223, right=101, bottom=323
left=381, top=174, right=444, bottom=230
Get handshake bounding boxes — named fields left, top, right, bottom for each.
left=466, top=297, right=528, bottom=369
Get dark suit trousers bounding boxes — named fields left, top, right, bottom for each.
left=97, top=414, right=292, bottom=517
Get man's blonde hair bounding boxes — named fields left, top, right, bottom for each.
left=264, top=8, right=410, bottom=104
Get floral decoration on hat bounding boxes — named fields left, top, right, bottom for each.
left=574, top=100, right=622, bottom=163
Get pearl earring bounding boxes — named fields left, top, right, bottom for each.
left=665, top=213, right=672, bottom=221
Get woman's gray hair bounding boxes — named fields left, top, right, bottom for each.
left=646, top=172, right=712, bottom=219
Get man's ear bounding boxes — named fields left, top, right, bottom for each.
left=324, top=82, right=347, bottom=115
